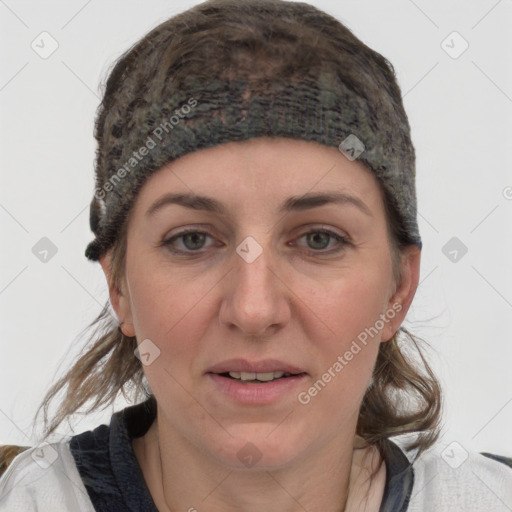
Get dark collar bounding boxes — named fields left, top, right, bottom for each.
left=378, top=435, right=414, bottom=512
left=70, top=396, right=414, bottom=512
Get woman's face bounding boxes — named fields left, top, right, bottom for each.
left=103, top=137, right=420, bottom=469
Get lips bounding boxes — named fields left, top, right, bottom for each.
left=206, top=359, right=307, bottom=380
left=207, top=359, right=308, bottom=387
left=207, top=364, right=308, bottom=404
left=227, top=371, right=290, bottom=382
left=206, top=359, right=308, bottom=404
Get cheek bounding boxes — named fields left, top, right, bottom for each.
left=310, top=269, right=391, bottom=344
left=127, top=265, right=218, bottom=367
left=127, top=255, right=203, bottom=335
left=127, top=271, right=214, bottom=408
left=297, top=269, right=391, bottom=400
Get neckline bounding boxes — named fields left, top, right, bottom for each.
left=109, top=397, right=414, bottom=512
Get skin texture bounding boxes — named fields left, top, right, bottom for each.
left=100, top=137, right=420, bottom=512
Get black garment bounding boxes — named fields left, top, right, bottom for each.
left=68, top=397, right=510, bottom=512
left=70, top=398, right=159, bottom=512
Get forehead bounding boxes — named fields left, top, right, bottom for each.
left=131, top=137, right=384, bottom=218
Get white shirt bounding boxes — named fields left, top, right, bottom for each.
left=1, top=399, right=511, bottom=512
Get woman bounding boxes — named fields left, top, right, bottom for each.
left=1, top=0, right=510, bottom=510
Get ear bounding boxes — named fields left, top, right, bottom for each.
left=99, top=251, right=135, bottom=338
left=380, top=245, right=421, bottom=342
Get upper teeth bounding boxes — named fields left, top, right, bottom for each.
left=228, top=371, right=288, bottom=381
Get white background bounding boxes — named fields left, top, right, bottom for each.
left=1, top=0, right=511, bottom=457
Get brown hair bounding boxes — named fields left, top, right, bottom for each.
left=35, top=0, right=441, bottom=482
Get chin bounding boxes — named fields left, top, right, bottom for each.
left=207, top=427, right=305, bottom=471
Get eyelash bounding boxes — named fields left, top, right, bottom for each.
left=161, top=227, right=349, bottom=256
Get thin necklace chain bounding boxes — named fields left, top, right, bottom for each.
left=156, top=426, right=174, bottom=512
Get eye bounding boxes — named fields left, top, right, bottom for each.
left=162, top=229, right=216, bottom=253
left=161, top=227, right=348, bottom=256
left=295, top=228, right=348, bottom=253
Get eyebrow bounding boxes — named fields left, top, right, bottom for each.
left=145, top=191, right=372, bottom=218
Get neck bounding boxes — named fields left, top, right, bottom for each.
left=133, top=413, right=386, bottom=512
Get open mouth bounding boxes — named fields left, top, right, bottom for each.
left=216, top=371, right=305, bottom=383
left=207, top=363, right=308, bottom=403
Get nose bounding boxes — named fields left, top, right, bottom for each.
left=219, top=238, right=291, bottom=338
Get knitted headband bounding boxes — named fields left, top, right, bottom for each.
left=84, top=5, right=421, bottom=262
